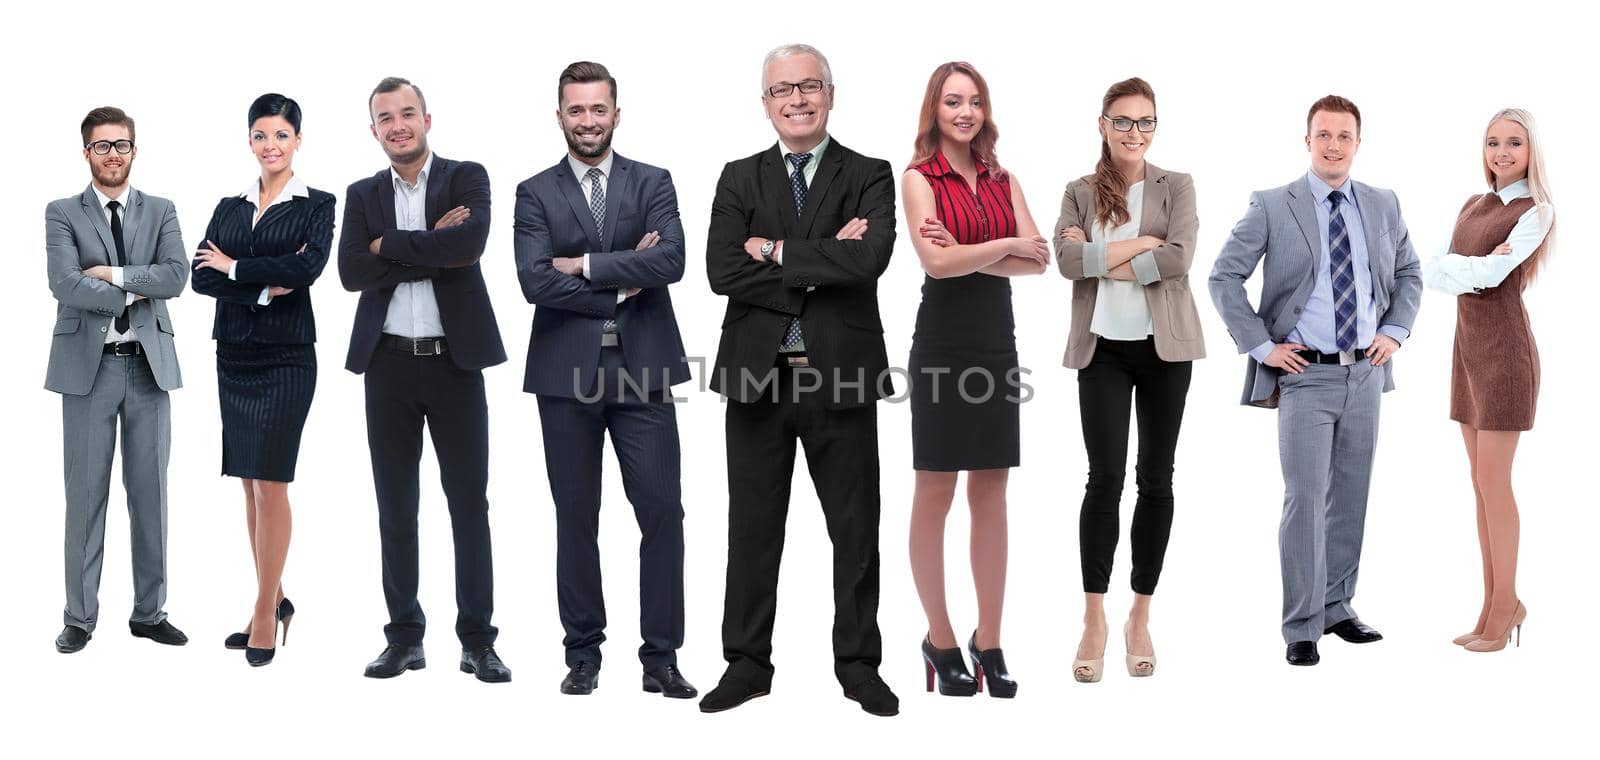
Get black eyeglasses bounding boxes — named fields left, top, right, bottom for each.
left=1102, top=116, right=1158, bottom=133
left=766, top=79, right=827, bottom=98
left=86, top=139, right=135, bottom=155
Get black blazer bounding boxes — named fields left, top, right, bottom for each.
left=514, top=153, right=689, bottom=398
left=191, top=186, right=335, bottom=344
left=337, top=155, right=506, bottom=373
left=706, top=139, right=896, bottom=407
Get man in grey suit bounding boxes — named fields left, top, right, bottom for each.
left=45, top=107, right=190, bottom=653
left=1209, top=95, right=1421, bottom=666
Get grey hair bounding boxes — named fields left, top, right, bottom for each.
left=762, top=43, right=833, bottom=93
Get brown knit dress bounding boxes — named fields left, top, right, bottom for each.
left=1449, top=194, right=1540, bottom=431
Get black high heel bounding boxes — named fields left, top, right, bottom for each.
left=225, top=598, right=294, bottom=650
left=968, top=632, right=1018, bottom=699
left=922, top=635, right=978, bottom=697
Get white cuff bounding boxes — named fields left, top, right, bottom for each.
left=257, top=287, right=272, bottom=306
left=111, top=267, right=125, bottom=288
left=228, top=261, right=238, bottom=280
left=582, top=254, right=591, bottom=280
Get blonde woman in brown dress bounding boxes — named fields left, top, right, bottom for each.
left=1422, top=108, right=1554, bottom=653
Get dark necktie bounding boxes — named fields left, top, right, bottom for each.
left=586, top=168, right=618, bottom=333
left=107, top=200, right=131, bottom=335
left=781, top=153, right=812, bottom=351
left=1327, top=190, right=1356, bottom=352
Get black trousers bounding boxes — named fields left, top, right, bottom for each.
left=536, top=346, right=684, bottom=669
left=1077, top=337, right=1192, bottom=595
left=364, top=346, right=496, bottom=648
left=721, top=364, right=883, bottom=689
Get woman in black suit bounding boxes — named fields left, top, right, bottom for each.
left=192, top=93, right=333, bottom=666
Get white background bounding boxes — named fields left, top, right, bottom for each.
left=7, top=0, right=1594, bottom=756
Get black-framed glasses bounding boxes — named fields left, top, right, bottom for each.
left=1102, top=116, right=1157, bottom=133
left=86, top=139, right=135, bottom=155
left=766, top=79, right=827, bottom=98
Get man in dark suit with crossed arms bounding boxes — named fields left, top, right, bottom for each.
left=699, top=43, right=899, bottom=717
left=514, top=61, right=696, bottom=699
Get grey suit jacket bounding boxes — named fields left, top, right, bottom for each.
left=1207, top=175, right=1422, bottom=408
left=45, top=186, right=188, bottom=395
left=1054, top=163, right=1206, bottom=368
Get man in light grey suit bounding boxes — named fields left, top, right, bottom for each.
left=1208, top=95, right=1421, bottom=666
left=45, top=107, right=190, bottom=653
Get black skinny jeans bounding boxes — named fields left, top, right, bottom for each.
left=1077, top=337, right=1192, bottom=595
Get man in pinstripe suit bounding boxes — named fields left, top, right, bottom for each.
left=514, top=61, right=695, bottom=699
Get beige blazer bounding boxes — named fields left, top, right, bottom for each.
left=1054, top=162, right=1206, bottom=369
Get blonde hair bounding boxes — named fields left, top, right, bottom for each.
left=1484, top=108, right=1555, bottom=279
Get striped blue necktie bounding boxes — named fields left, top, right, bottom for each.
left=1327, top=189, right=1357, bottom=352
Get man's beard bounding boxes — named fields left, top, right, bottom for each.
left=93, top=162, right=129, bottom=189
left=383, top=134, right=429, bottom=165
left=565, top=128, right=612, bottom=159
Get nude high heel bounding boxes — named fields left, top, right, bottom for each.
left=1464, top=602, right=1526, bottom=653
left=1124, top=621, right=1156, bottom=677
left=1452, top=631, right=1483, bottom=646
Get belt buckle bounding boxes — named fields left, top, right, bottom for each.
left=412, top=338, right=436, bottom=357
left=785, top=355, right=809, bottom=368
left=1338, top=349, right=1360, bottom=366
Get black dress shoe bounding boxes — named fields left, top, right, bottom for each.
left=698, top=673, right=768, bottom=713
left=245, top=646, right=275, bottom=667
left=460, top=646, right=512, bottom=683
left=560, top=661, right=599, bottom=694
left=130, top=619, right=188, bottom=646
left=642, top=664, right=698, bottom=699
left=1286, top=641, right=1320, bottom=666
left=364, top=644, right=426, bottom=678
left=56, top=625, right=91, bottom=654
left=1325, top=618, right=1383, bottom=643
left=843, top=674, right=900, bottom=717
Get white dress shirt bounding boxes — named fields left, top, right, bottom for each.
left=1423, top=179, right=1553, bottom=295
left=230, top=174, right=310, bottom=306
left=90, top=183, right=140, bottom=343
left=1089, top=181, right=1154, bottom=340
left=382, top=152, right=445, bottom=338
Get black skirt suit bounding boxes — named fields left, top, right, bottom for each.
left=191, top=182, right=334, bottom=482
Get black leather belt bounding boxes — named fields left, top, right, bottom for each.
left=103, top=341, right=144, bottom=356
left=381, top=334, right=448, bottom=356
left=1294, top=347, right=1369, bottom=365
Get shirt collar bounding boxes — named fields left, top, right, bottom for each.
left=93, top=184, right=131, bottom=209
left=567, top=151, right=615, bottom=184
left=240, top=174, right=310, bottom=207
left=1306, top=170, right=1356, bottom=208
left=1493, top=178, right=1531, bottom=205
left=391, top=151, right=435, bottom=191
left=780, top=134, right=830, bottom=167
left=923, top=150, right=990, bottom=178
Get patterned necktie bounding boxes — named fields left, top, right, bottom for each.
left=1327, top=189, right=1357, bottom=352
left=107, top=200, right=131, bottom=335
left=780, top=153, right=812, bottom=351
left=586, top=167, right=618, bottom=332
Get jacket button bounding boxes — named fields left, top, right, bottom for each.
left=100, top=326, right=108, bottom=333
left=1293, top=307, right=1302, bottom=314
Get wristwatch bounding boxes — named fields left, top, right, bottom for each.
left=760, top=239, right=776, bottom=263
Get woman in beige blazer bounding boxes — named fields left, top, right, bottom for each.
left=1054, top=77, right=1204, bottom=683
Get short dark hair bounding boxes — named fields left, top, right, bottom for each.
left=369, top=77, right=427, bottom=120
left=558, top=61, right=617, bottom=105
left=248, top=93, right=303, bottom=133
left=81, top=106, right=134, bottom=145
left=1307, top=94, right=1361, bottom=135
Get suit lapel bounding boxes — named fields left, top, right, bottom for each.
left=376, top=168, right=399, bottom=231
left=557, top=158, right=604, bottom=251
left=762, top=145, right=797, bottom=239
left=601, top=154, right=630, bottom=253
left=799, top=142, right=843, bottom=238
left=423, top=156, right=449, bottom=226
left=122, top=188, right=148, bottom=264
left=1285, top=180, right=1323, bottom=272
left=78, top=187, right=118, bottom=264
left=1352, top=181, right=1384, bottom=282
left=1137, top=163, right=1167, bottom=237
